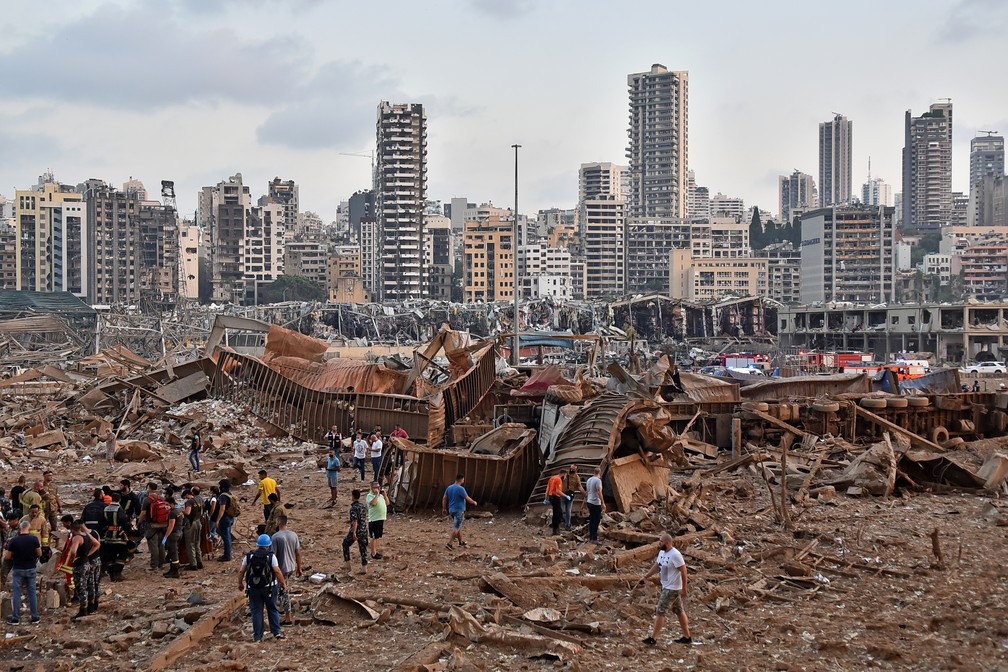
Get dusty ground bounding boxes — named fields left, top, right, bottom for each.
left=4, top=438, right=1008, bottom=672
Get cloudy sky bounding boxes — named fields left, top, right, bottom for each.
left=1, top=0, right=1006, bottom=220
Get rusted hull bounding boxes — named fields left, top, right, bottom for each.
left=442, top=343, right=497, bottom=426
left=211, top=349, right=444, bottom=445
left=386, top=432, right=543, bottom=510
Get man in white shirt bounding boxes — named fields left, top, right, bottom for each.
left=351, top=431, right=368, bottom=481
left=369, top=434, right=384, bottom=482
left=637, top=532, right=691, bottom=646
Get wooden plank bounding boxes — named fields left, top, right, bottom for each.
left=155, top=371, right=210, bottom=404
left=854, top=405, right=943, bottom=452
left=146, top=593, right=245, bottom=672
left=748, top=408, right=808, bottom=439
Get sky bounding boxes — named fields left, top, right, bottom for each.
left=1, top=0, right=1006, bottom=221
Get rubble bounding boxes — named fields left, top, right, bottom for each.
left=1, top=299, right=1007, bottom=671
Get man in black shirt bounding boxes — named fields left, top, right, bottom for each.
left=10, top=476, right=26, bottom=520
left=82, top=489, right=107, bottom=535
left=5, top=520, right=42, bottom=624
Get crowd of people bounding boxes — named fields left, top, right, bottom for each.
left=1, top=422, right=695, bottom=648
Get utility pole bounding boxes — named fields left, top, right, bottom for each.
left=512, top=144, right=521, bottom=367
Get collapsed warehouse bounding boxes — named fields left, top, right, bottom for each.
left=2, top=312, right=1008, bottom=671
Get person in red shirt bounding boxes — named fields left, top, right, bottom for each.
left=546, top=472, right=568, bottom=536
left=390, top=425, right=409, bottom=440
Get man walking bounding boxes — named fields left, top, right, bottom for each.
left=369, top=433, right=384, bottom=482
left=138, top=483, right=169, bottom=570
left=215, top=480, right=237, bottom=562
left=352, top=432, right=368, bottom=481
left=238, top=534, right=286, bottom=642
left=183, top=487, right=204, bottom=570
left=270, top=514, right=301, bottom=623
left=341, top=489, right=368, bottom=574
left=162, top=495, right=185, bottom=578
left=4, top=520, right=41, bottom=624
left=68, top=520, right=102, bottom=619
left=561, top=465, right=585, bottom=530
left=104, top=429, right=117, bottom=468
left=585, top=467, right=605, bottom=544
left=637, top=532, right=691, bottom=646
left=189, top=432, right=202, bottom=473
left=442, top=474, right=477, bottom=550
left=366, top=481, right=389, bottom=560
left=264, top=494, right=287, bottom=536
left=325, top=446, right=341, bottom=507
left=546, top=470, right=568, bottom=536
left=253, top=470, right=279, bottom=523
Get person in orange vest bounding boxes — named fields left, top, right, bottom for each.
left=546, top=471, right=569, bottom=536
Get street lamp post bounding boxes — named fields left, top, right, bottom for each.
left=512, top=143, right=521, bottom=367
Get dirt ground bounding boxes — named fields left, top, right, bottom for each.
left=3, top=438, right=1008, bottom=672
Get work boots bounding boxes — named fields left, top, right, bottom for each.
left=163, top=564, right=180, bottom=579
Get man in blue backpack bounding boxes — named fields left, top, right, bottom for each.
left=238, top=534, right=287, bottom=642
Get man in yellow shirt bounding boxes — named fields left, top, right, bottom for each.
left=252, top=470, right=279, bottom=523
left=21, top=504, right=52, bottom=562
left=20, top=483, right=44, bottom=520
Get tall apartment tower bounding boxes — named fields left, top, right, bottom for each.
left=14, top=173, right=87, bottom=296
left=778, top=170, right=816, bottom=223
left=266, top=177, right=299, bottom=230
left=902, top=102, right=953, bottom=232
left=376, top=101, right=427, bottom=301
left=970, top=134, right=1005, bottom=189
left=818, top=114, right=852, bottom=206
left=579, top=162, right=627, bottom=203
left=626, top=65, right=689, bottom=219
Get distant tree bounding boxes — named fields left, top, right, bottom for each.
left=749, top=209, right=763, bottom=249
left=257, top=275, right=326, bottom=304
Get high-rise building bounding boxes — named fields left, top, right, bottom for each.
left=778, top=170, right=817, bottom=223
left=376, top=101, right=427, bottom=301
left=284, top=240, right=328, bottom=288
left=861, top=177, right=893, bottom=207
left=800, top=205, right=896, bottom=303
left=669, top=249, right=768, bottom=301
left=0, top=220, right=17, bottom=290
left=178, top=223, right=200, bottom=300
left=425, top=214, right=454, bottom=300
left=819, top=114, right=853, bottom=206
left=15, top=173, right=87, bottom=296
left=710, top=193, right=745, bottom=219
left=266, top=177, right=299, bottom=230
left=348, top=190, right=374, bottom=241
left=970, top=134, right=1005, bottom=189
left=969, top=175, right=1008, bottom=228
left=626, top=65, right=689, bottom=219
left=462, top=216, right=514, bottom=303
left=902, top=102, right=953, bottom=232
left=447, top=197, right=477, bottom=233
left=625, top=218, right=690, bottom=294
left=579, top=162, right=627, bottom=203
left=583, top=195, right=627, bottom=297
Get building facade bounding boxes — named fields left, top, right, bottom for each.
left=462, top=216, right=514, bottom=303
left=626, top=64, right=689, bottom=220
left=376, top=101, right=427, bottom=301
left=669, top=249, right=768, bottom=301
left=266, top=177, right=299, bottom=230
left=425, top=214, right=454, bottom=300
left=819, top=114, right=853, bottom=206
left=583, top=195, right=627, bottom=297
left=970, top=134, right=1005, bottom=189
left=861, top=177, right=893, bottom=207
left=778, top=170, right=816, bottom=223
left=902, top=102, right=953, bottom=232
left=799, top=205, right=895, bottom=304
left=15, top=175, right=87, bottom=297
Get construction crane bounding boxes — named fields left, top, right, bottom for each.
left=338, top=151, right=375, bottom=185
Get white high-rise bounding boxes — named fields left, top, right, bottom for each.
left=376, top=101, right=427, bottom=300
left=819, top=114, right=853, bottom=206
left=626, top=65, right=689, bottom=219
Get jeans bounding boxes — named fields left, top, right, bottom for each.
left=247, top=586, right=281, bottom=641
left=11, top=567, right=39, bottom=621
left=352, top=457, right=367, bottom=480
left=219, top=515, right=234, bottom=559
left=188, top=450, right=201, bottom=472
left=587, top=502, right=603, bottom=542
left=560, top=495, right=573, bottom=529
left=371, top=456, right=382, bottom=481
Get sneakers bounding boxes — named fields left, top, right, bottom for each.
left=642, top=636, right=657, bottom=646
left=6, top=618, right=18, bottom=625
left=371, top=553, right=383, bottom=560
left=445, top=543, right=454, bottom=550
left=273, top=632, right=286, bottom=640
left=458, top=541, right=468, bottom=548
left=675, top=636, right=693, bottom=644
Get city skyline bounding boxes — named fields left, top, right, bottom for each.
left=0, top=0, right=1006, bottom=220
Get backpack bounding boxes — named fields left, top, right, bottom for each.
left=246, top=550, right=274, bottom=589
left=223, top=493, right=241, bottom=518
left=149, top=494, right=171, bottom=525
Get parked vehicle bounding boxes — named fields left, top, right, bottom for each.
left=963, top=361, right=1007, bottom=374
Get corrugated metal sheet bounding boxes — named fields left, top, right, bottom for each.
left=740, top=373, right=871, bottom=401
